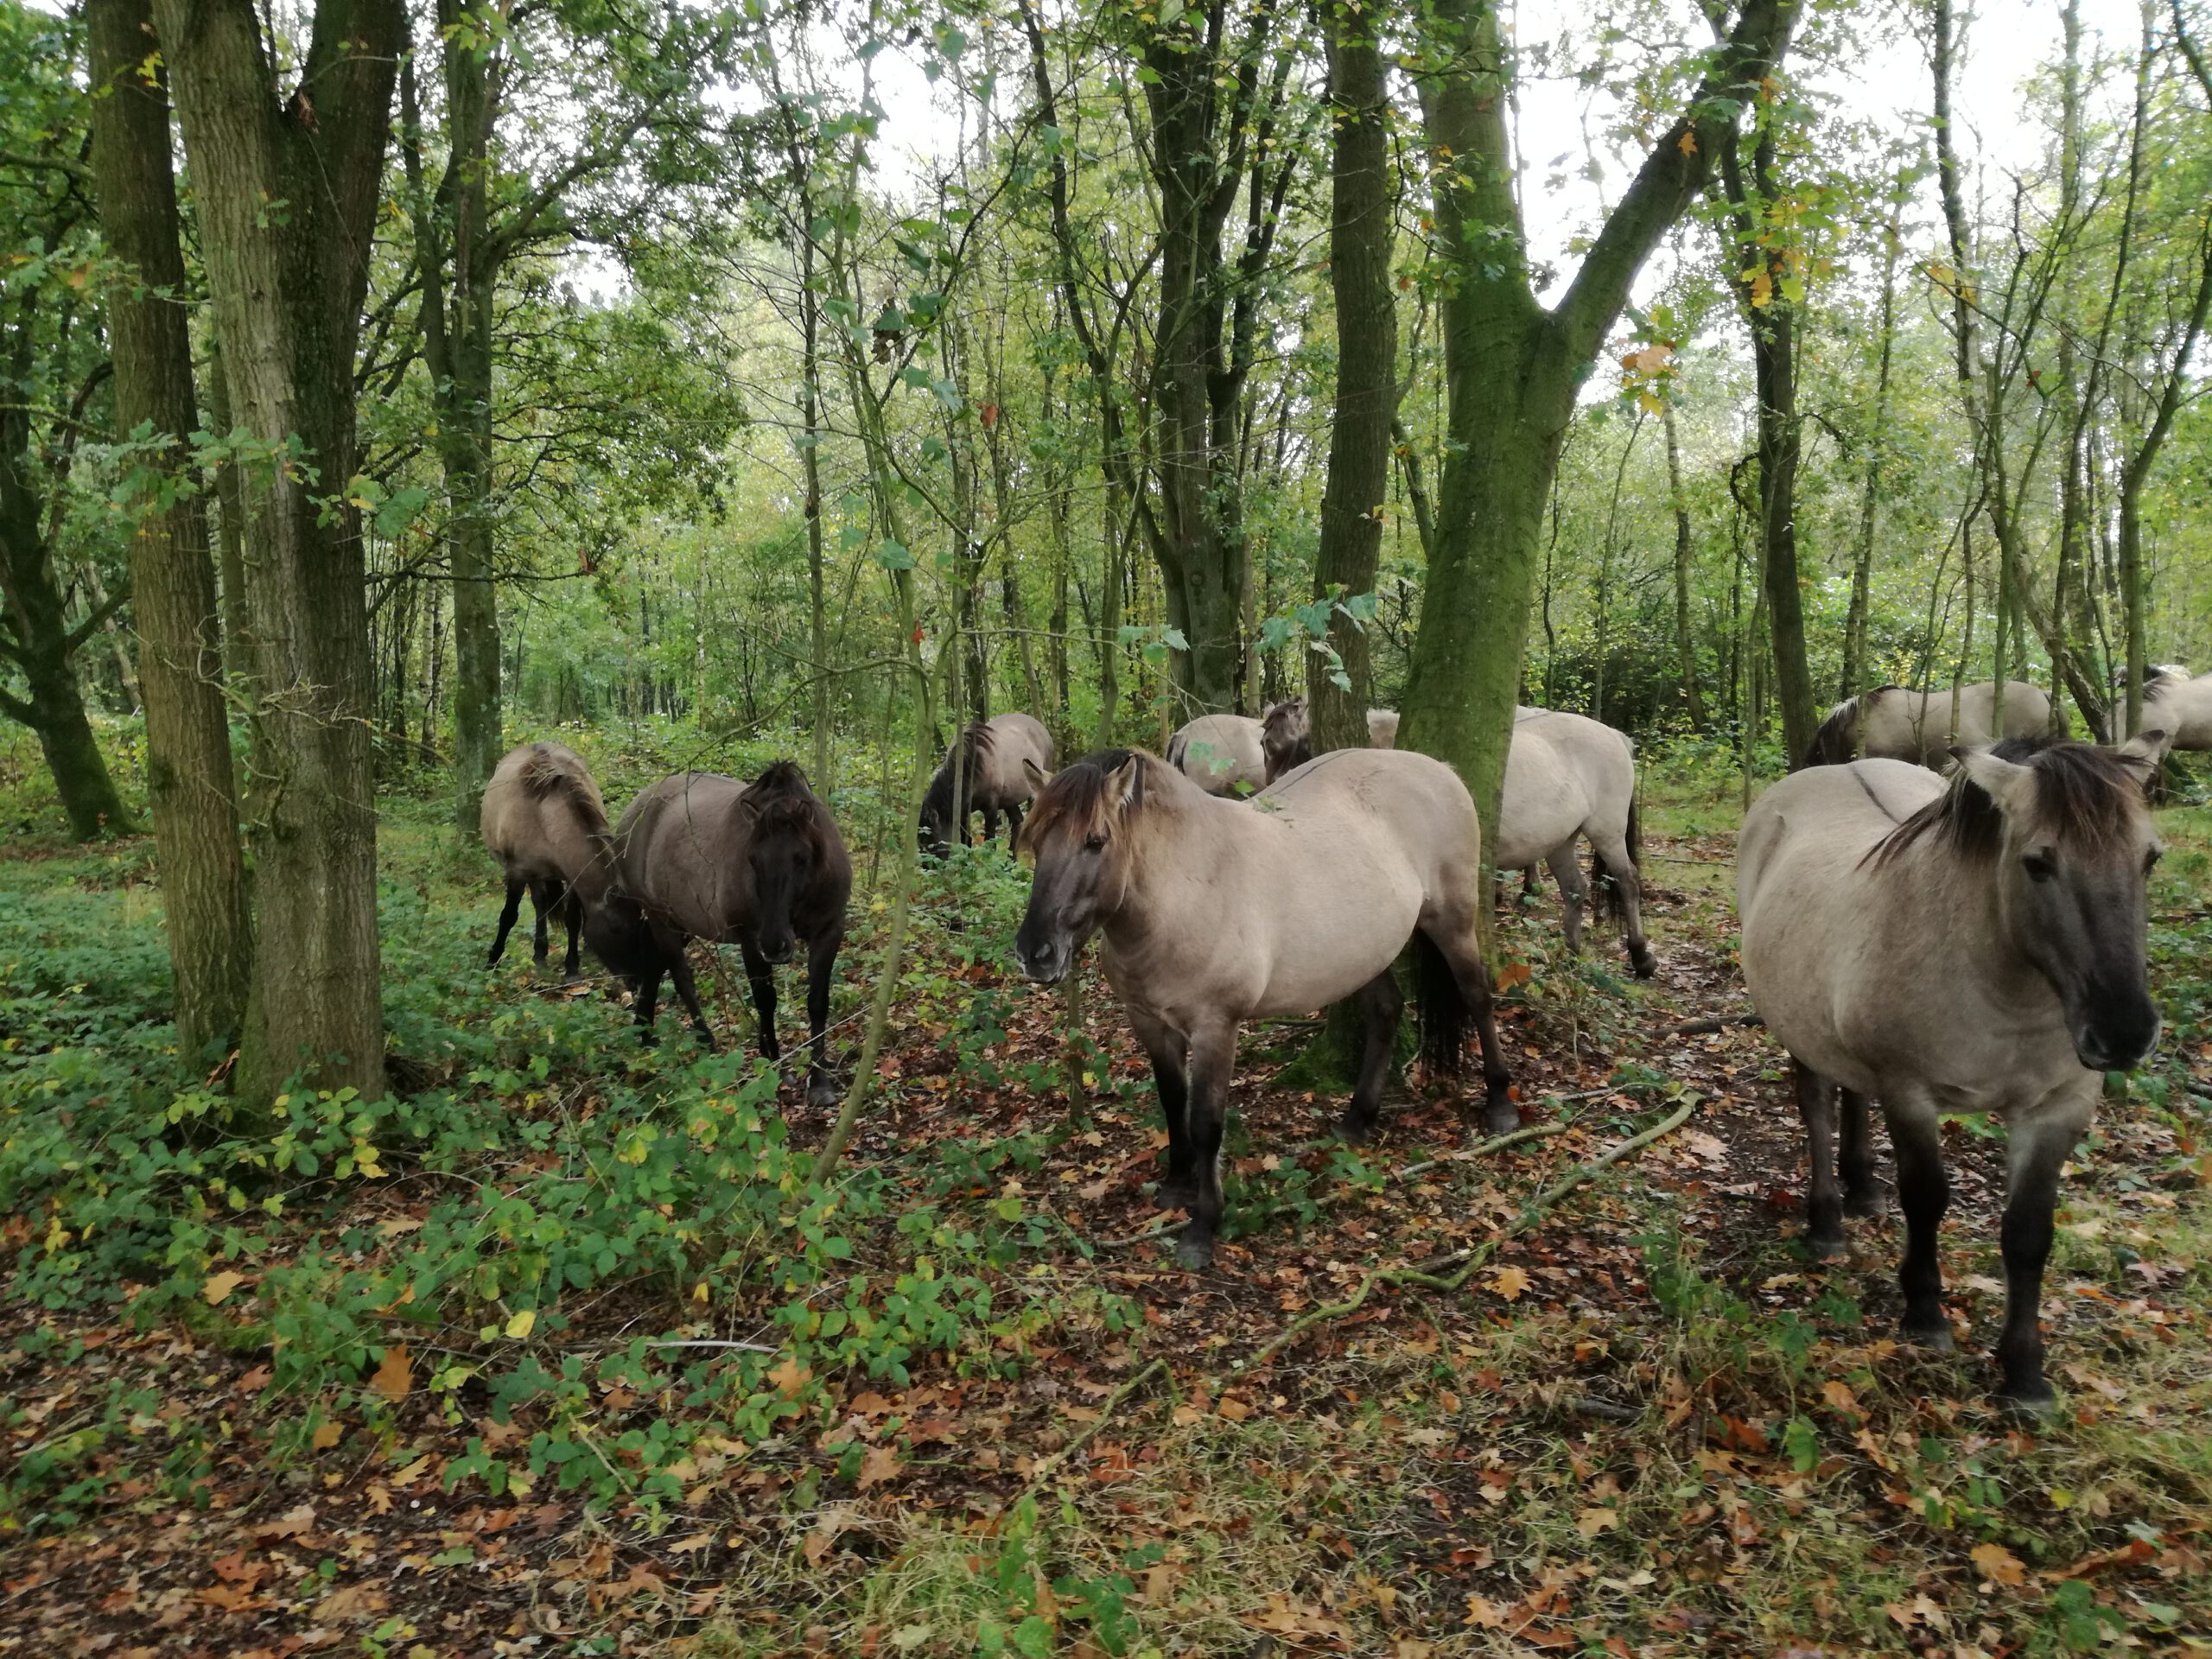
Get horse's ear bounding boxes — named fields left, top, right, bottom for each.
left=1106, top=754, right=1144, bottom=814
left=1949, top=745, right=2036, bottom=815
left=2116, top=728, right=2172, bottom=772
left=1023, top=757, right=1051, bottom=792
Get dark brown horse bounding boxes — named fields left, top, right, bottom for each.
left=480, top=741, right=617, bottom=979
left=594, top=761, right=851, bottom=1107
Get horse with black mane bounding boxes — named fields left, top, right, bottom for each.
left=918, top=712, right=1055, bottom=855
left=1738, top=733, right=2166, bottom=1409
left=1014, top=747, right=1514, bottom=1270
left=594, top=761, right=851, bottom=1108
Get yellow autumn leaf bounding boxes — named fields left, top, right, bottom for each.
left=1488, top=1265, right=1531, bottom=1302
left=368, top=1343, right=412, bottom=1402
left=505, top=1308, right=537, bottom=1339
left=1970, top=1541, right=2026, bottom=1586
left=202, top=1269, right=247, bottom=1305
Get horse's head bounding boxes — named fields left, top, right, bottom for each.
left=1262, top=697, right=1311, bottom=784
left=744, top=762, right=823, bottom=965
left=582, top=887, right=658, bottom=980
left=1950, top=734, right=2167, bottom=1071
left=1014, top=750, right=1145, bottom=984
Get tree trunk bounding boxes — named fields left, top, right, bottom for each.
left=1308, top=2, right=1395, bottom=754
left=1719, top=119, right=1819, bottom=768
left=1662, top=397, right=1707, bottom=728
left=155, top=0, right=403, bottom=1107
left=203, top=333, right=253, bottom=677
left=1841, top=197, right=1898, bottom=700
left=88, top=0, right=254, bottom=1054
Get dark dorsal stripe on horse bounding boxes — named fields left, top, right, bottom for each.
left=1847, top=766, right=1902, bottom=825
left=1866, top=737, right=2149, bottom=870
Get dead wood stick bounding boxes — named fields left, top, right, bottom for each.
left=1235, top=1096, right=1700, bottom=1375
left=1668, top=1012, right=1765, bottom=1037
left=1394, top=1120, right=1569, bottom=1180
left=1023, top=1357, right=1171, bottom=1490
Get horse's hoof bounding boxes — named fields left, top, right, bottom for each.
left=1482, top=1104, right=1520, bottom=1137
left=1842, top=1190, right=1881, bottom=1219
left=805, top=1078, right=841, bottom=1111
left=1174, top=1235, right=1215, bottom=1272
left=1154, top=1179, right=1198, bottom=1212
left=1994, top=1382, right=2056, bottom=1420
left=1902, top=1320, right=1955, bottom=1354
left=1806, top=1230, right=1848, bottom=1262
left=1628, top=945, right=1658, bottom=980
left=1338, top=1114, right=1379, bottom=1145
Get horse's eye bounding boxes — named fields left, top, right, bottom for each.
left=1084, top=832, right=1107, bottom=853
left=2023, top=852, right=2056, bottom=882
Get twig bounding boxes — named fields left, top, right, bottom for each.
left=1668, top=1012, right=1765, bottom=1037
left=1235, top=1096, right=1700, bottom=1374
left=1023, top=1357, right=1170, bottom=1490
left=643, top=1339, right=778, bottom=1353
left=1395, top=1120, right=1569, bottom=1180
left=1560, top=1395, right=1642, bottom=1423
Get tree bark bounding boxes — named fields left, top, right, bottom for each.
left=1840, top=195, right=1899, bottom=700
left=1662, top=397, right=1707, bottom=728
left=87, top=0, right=253, bottom=1054
left=1402, top=0, right=1798, bottom=846
left=1718, top=118, right=1818, bottom=768
left=155, top=0, right=404, bottom=1106
left=1307, top=0, right=1395, bottom=753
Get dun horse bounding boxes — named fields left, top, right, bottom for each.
left=1014, top=748, right=1515, bottom=1269
left=480, top=741, right=617, bottom=979
left=1494, top=709, right=1656, bottom=974
left=918, top=712, right=1055, bottom=854
left=2140, top=665, right=2211, bottom=751
left=597, top=762, right=852, bottom=1108
left=1737, top=734, right=2165, bottom=1408
left=1255, top=698, right=1407, bottom=783
left=1165, top=713, right=1268, bottom=795
left=1804, top=680, right=2056, bottom=767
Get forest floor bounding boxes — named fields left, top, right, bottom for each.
left=3, top=735, right=2211, bottom=1659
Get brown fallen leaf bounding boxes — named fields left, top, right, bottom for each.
left=1488, top=1266, right=1531, bottom=1302
left=368, top=1344, right=411, bottom=1402
left=202, top=1270, right=246, bottom=1306
left=1970, top=1541, right=2026, bottom=1587
left=855, top=1445, right=903, bottom=1490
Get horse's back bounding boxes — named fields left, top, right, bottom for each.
left=482, top=741, right=604, bottom=876
left=1257, top=747, right=1481, bottom=893
left=1496, top=709, right=1632, bottom=867
left=984, top=712, right=1055, bottom=795
left=2145, top=674, right=2212, bottom=749
left=617, top=772, right=750, bottom=940
left=1170, top=714, right=1267, bottom=794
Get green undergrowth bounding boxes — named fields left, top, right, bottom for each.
left=0, top=786, right=1129, bottom=1534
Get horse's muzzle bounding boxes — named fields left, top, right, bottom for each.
left=2075, top=1007, right=2160, bottom=1073
left=760, top=940, right=796, bottom=966
left=1016, top=941, right=1069, bottom=985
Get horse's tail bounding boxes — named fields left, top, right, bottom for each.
left=1413, top=929, right=1468, bottom=1077
left=1803, top=699, right=1858, bottom=767
left=1597, top=791, right=1641, bottom=925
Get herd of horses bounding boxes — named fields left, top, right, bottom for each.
left=480, top=665, right=2200, bottom=1409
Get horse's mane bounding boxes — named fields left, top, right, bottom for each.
left=1262, top=698, right=1306, bottom=741
left=519, top=745, right=610, bottom=835
left=747, top=759, right=830, bottom=845
left=1866, top=737, right=2147, bottom=869
left=1020, top=748, right=1149, bottom=849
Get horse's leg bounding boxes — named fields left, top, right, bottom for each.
left=739, top=939, right=780, bottom=1062
left=1519, top=863, right=1543, bottom=900
left=1128, top=1008, right=1194, bottom=1209
left=1003, top=800, right=1024, bottom=850
left=1176, top=1017, right=1238, bottom=1271
left=1840, top=1089, right=1879, bottom=1217
left=1425, top=914, right=1516, bottom=1135
left=1588, top=827, right=1657, bottom=978
left=632, top=964, right=664, bottom=1046
left=487, top=878, right=526, bottom=968
left=1885, top=1094, right=1953, bottom=1352
left=981, top=804, right=1002, bottom=846
left=1547, top=842, right=1588, bottom=954
left=802, top=930, right=842, bottom=1110
left=529, top=880, right=554, bottom=969
left=1994, top=1092, right=2093, bottom=1412
left=1342, top=969, right=1403, bottom=1142
left=666, top=942, right=717, bottom=1049
left=556, top=883, right=582, bottom=981
left=1794, top=1060, right=1847, bottom=1257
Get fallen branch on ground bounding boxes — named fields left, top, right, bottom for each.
left=1668, top=1012, right=1765, bottom=1036
left=1023, top=1357, right=1170, bottom=1491
left=1234, top=1096, right=1700, bottom=1375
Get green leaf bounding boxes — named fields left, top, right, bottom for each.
left=874, top=540, right=917, bottom=571
left=373, top=486, right=431, bottom=538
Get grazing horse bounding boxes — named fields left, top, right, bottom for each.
left=1165, top=713, right=1268, bottom=796
left=918, top=712, right=1056, bottom=855
left=1014, top=747, right=1515, bottom=1269
left=1804, top=681, right=2057, bottom=768
left=599, top=762, right=851, bottom=1108
left=2139, top=666, right=2212, bottom=752
left=480, top=741, right=616, bottom=978
left=1255, top=697, right=1411, bottom=784
left=1495, top=709, right=1656, bottom=974
left=1736, top=734, right=2165, bottom=1409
